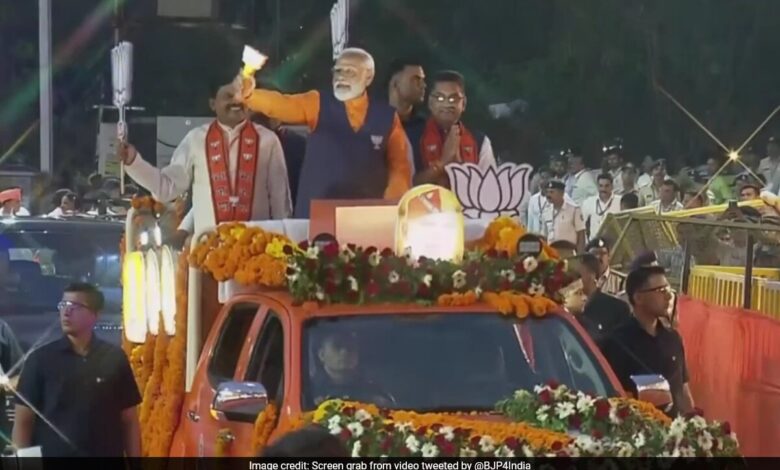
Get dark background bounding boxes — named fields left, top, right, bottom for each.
left=2, top=0, right=780, bottom=176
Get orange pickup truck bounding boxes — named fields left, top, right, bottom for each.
left=167, top=291, right=625, bottom=457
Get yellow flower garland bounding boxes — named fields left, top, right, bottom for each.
left=474, top=217, right=561, bottom=260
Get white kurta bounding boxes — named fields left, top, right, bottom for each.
left=581, top=194, right=622, bottom=239
left=125, top=120, right=292, bottom=237
left=567, top=169, right=598, bottom=205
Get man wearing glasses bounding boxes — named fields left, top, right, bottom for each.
left=12, top=283, right=141, bottom=456
left=412, top=70, right=496, bottom=187
left=600, top=266, right=694, bottom=416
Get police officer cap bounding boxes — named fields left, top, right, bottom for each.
left=585, top=237, right=610, bottom=251
left=602, top=138, right=624, bottom=155
left=546, top=180, right=566, bottom=191
left=651, top=158, right=667, bottom=170
left=560, top=147, right=582, bottom=158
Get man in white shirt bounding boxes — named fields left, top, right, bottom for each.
left=638, top=159, right=671, bottom=206
left=564, top=149, right=598, bottom=205
left=526, top=167, right=576, bottom=234
left=637, top=155, right=654, bottom=189
left=602, top=140, right=625, bottom=194
left=760, top=136, right=780, bottom=194
left=649, top=180, right=683, bottom=214
left=581, top=173, right=621, bottom=239
left=118, top=78, right=292, bottom=237
left=541, top=180, right=586, bottom=253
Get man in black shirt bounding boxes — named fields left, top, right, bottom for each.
left=12, top=283, right=141, bottom=457
left=575, top=253, right=631, bottom=344
left=600, top=266, right=694, bottom=416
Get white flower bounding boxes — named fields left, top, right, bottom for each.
left=351, top=440, right=362, bottom=457
left=474, top=285, right=483, bottom=298
left=669, top=417, right=688, bottom=438
left=315, top=286, right=325, bottom=301
left=536, top=404, right=550, bottom=423
left=633, top=432, right=646, bottom=448
left=494, top=446, right=515, bottom=457
left=421, top=443, right=439, bottom=458
left=368, top=251, right=381, bottom=267
left=403, top=246, right=415, bottom=266
left=347, top=422, right=364, bottom=438
left=679, top=445, right=696, bottom=457
left=514, top=389, right=532, bottom=400
left=500, top=269, right=516, bottom=282
left=533, top=384, right=549, bottom=394
left=555, top=401, right=576, bottom=420
left=395, top=422, right=413, bottom=433
left=388, top=271, right=400, bottom=284
left=405, top=435, right=420, bottom=453
left=528, top=283, right=545, bottom=297
left=521, top=445, right=534, bottom=457
left=576, top=393, right=595, bottom=413
left=422, top=274, right=433, bottom=287
left=327, top=415, right=342, bottom=434
left=347, top=275, right=359, bottom=291
left=479, top=436, right=496, bottom=453
left=697, top=431, right=713, bottom=451
left=522, top=256, right=539, bottom=272
left=609, top=406, right=620, bottom=424
left=354, top=409, right=371, bottom=422
left=440, top=426, right=455, bottom=441
left=617, top=442, right=635, bottom=457
left=459, top=448, right=478, bottom=457
left=573, top=435, right=595, bottom=453
left=552, top=384, right=569, bottom=399
left=305, top=246, right=320, bottom=259
left=452, top=270, right=467, bottom=289
left=689, top=416, right=707, bottom=430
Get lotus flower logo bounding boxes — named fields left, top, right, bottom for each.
left=445, top=163, right=533, bottom=219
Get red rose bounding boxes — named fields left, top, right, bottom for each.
left=345, top=290, right=359, bottom=302
left=416, top=426, right=427, bottom=436
left=283, top=244, right=294, bottom=255
left=343, top=264, right=355, bottom=276
left=324, top=281, right=338, bottom=295
left=617, top=406, right=630, bottom=420
left=299, top=241, right=310, bottom=250
left=440, top=441, right=456, bottom=456
left=323, top=242, right=339, bottom=258
left=500, top=279, right=511, bottom=291
left=342, top=406, right=355, bottom=416
left=454, top=428, right=469, bottom=438
left=305, top=259, right=318, bottom=270
left=504, top=437, right=519, bottom=449
left=366, top=281, right=380, bottom=297
left=538, top=389, right=553, bottom=405
left=679, top=438, right=689, bottom=448
left=365, top=246, right=377, bottom=255
left=486, top=248, right=498, bottom=258
left=347, top=243, right=357, bottom=252
left=430, top=423, right=442, bottom=432
left=286, top=267, right=297, bottom=276
left=469, top=436, right=481, bottom=446
left=592, top=429, right=604, bottom=440
left=721, top=422, right=732, bottom=435
left=498, top=250, right=509, bottom=259
left=417, top=284, right=431, bottom=298
left=551, top=441, right=562, bottom=451
left=594, top=399, right=611, bottom=420
left=434, top=434, right=447, bottom=446
left=340, top=429, right=352, bottom=440
left=380, top=436, right=393, bottom=452
left=384, top=424, right=394, bottom=433
left=546, top=379, right=560, bottom=389
left=514, top=262, right=526, bottom=274
left=361, top=419, right=372, bottom=428
left=380, top=247, right=394, bottom=257
left=568, top=414, right=582, bottom=429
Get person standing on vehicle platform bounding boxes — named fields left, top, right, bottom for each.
left=12, top=283, right=141, bottom=457
left=600, top=266, right=694, bottom=417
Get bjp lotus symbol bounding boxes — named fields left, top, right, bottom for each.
left=446, top=162, right=533, bottom=219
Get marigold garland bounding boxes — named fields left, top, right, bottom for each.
left=190, top=223, right=293, bottom=285
left=252, top=402, right=279, bottom=455
left=472, top=216, right=561, bottom=260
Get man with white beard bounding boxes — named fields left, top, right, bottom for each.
left=237, top=48, right=412, bottom=217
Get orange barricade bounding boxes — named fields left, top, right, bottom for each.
left=677, top=296, right=780, bottom=457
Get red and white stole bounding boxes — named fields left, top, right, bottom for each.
left=205, top=121, right=260, bottom=223
left=420, top=119, right=479, bottom=166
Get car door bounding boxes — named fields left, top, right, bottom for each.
left=180, top=301, right=265, bottom=456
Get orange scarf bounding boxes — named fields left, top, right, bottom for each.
left=205, top=121, right=260, bottom=223
left=420, top=119, right=479, bottom=166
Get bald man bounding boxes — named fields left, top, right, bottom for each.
left=238, top=48, right=412, bottom=217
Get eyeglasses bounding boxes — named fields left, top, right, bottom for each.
left=57, top=300, right=92, bottom=312
left=638, top=285, right=673, bottom=294
left=430, top=93, right=464, bottom=104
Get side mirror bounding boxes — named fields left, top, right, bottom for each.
left=211, top=381, right=268, bottom=423
left=630, top=374, right=672, bottom=412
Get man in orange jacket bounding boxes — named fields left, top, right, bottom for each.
left=237, top=48, right=411, bottom=217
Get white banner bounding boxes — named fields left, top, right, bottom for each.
left=330, top=0, right=349, bottom=59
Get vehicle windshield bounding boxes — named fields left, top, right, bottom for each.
left=302, top=312, right=617, bottom=412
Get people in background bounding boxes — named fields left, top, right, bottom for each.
left=386, top=58, right=427, bottom=140
left=586, top=237, right=621, bottom=295
left=600, top=266, right=694, bottom=417
left=526, top=166, right=576, bottom=234
left=737, top=179, right=762, bottom=201
left=681, top=187, right=707, bottom=209
left=637, top=155, right=654, bottom=189
left=581, top=173, right=621, bottom=239
left=638, top=159, right=670, bottom=206
left=620, top=192, right=640, bottom=211
left=759, top=136, right=780, bottom=193
left=650, top=180, right=684, bottom=213
left=0, top=188, right=29, bottom=217
left=705, top=154, right=733, bottom=204
left=47, top=191, right=78, bottom=218
left=575, top=253, right=631, bottom=344
left=541, top=180, right=586, bottom=253
left=13, top=283, right=141, bottom=456
left=549, top=153, right=568, bottom=180
left=564, top=148, right=598, bottom=205
left=238, top=48, right=410, bottom=217
left=411, top=70, right=496, bottom=187
left=603, top=139, right=625, bottom=194
left=619, top=163, right=640, bottom=196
